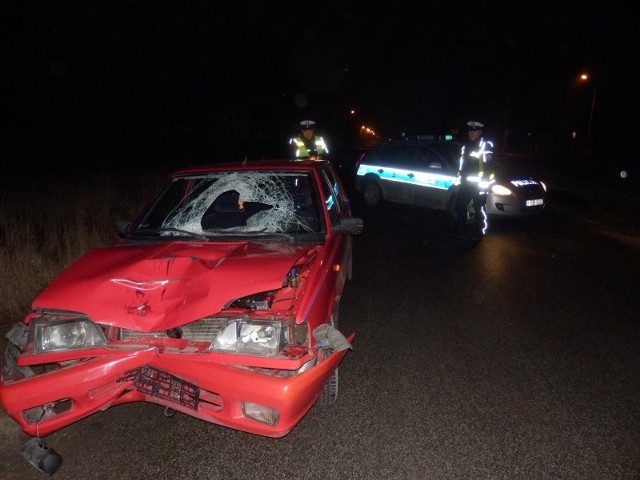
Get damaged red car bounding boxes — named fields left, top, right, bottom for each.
left=1, top=159, right=363, bottom=440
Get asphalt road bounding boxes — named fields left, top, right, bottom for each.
left=2, top=187, right=639, bottom=480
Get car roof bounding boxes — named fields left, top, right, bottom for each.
left=373, top=140, right=461, bottom=149
left=365, top=140, right=461, bottom=162
left=171, top=159, right=331, bottom=176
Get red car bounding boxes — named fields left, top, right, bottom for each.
left=1, top=159, right=362, bottom=441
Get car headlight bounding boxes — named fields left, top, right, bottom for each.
left=31, top=317, right=107, bottom=354
left=210, top=319, right=288, bottom=356
left=491, top=184, right=513, bottom=196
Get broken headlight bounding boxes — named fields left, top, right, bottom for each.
left=210, top=319, right=288, bottom=357
left=30, top=317, right=107, bottom=354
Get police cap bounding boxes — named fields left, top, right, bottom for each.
left=466, top=121, right=484, bottom=131
left=300, top=120, right=316, bottom=130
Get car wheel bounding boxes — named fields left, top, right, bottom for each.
left=362, top=180, right=382, bottom=207
left=331, top=301, right=339, bottom=329
left=316, top=303, right=340, bottom=406
left=465, top=202, right=476, bottom=224
left=448, top=195, right=475, bottom=224
left=316, top=368, right=339, bottom=406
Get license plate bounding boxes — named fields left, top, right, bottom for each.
left=526, top=198, right=544, bottom=206
left=133, top=366, right=199, bottom=410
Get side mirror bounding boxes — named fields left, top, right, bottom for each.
left=333, top=217, right=363, bottom=235
left=116, top=220, right=132, bottom=238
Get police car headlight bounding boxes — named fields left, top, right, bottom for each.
left=491, top=184, right=513, bottom=196
left=210, top=319, right=288, bottom=356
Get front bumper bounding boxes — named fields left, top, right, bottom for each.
left=486, top=195, right=545, bottom=217
left=0, top=336, right=353, bottom=438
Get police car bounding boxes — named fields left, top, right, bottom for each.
left=354, top=135, right=546, bottom=221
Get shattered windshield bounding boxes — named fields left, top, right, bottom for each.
left=133, top=170, right=324, bottom=237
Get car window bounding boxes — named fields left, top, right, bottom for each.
left=324, top=165, right=351, bottom=210
left=388, top=146, right=417, bottom=169
left=424, top=147, right=446, bottom=169
left=413, top=146, right=445, bottom=169
left=134, top=170, right=324, bottom=236
left=363, top=142, right=463, bottom=174
left=433, top=145, right=461, bottom=163
left=366, top=145, right=401, bottom=166
left=367, top=145, right=432, bottom=169
left=319, top=167, right=342, bottom=225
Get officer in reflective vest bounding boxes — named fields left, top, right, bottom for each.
left=452, top=120, right=495, bottom=238
left=289, top=120, right=329, bottom=160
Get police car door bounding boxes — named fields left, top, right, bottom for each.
left=394, top=145, right=428, bottom=205
left=410, top=146, right=458, bottom=209
left=376, top=145, right=415, bottom=204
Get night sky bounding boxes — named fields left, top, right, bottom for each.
left=3, top=1, right=637, bottom=171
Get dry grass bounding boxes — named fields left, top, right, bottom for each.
left=0, top=169, right=163, bottom=327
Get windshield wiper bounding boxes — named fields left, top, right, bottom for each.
left=133, top=227, right=208, bottom=241
left=201, top=228, right=293, bottom=240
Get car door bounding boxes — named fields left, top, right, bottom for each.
left=319, top=165, right=352, bottom=295
left=388, top=145, right=424, bottom=205
left=408, top=146, right=458, bottom=209
left=364, top=145, right=414, bottom=204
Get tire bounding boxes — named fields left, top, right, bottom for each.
left=316, top=303, right=340, bottom=406
left=465, top=202, right=476, bottom=224
left=362, top=180, right=382, bottom=207
left=448, top=194, right=475, bottom=224
left=316, top=368, right=339, bottom=406
left=331, top=301, right=339, bottom=330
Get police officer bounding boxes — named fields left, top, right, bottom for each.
left=452, top=120, right=495, bottom=239
left=289, top=120, right=329, bottom=160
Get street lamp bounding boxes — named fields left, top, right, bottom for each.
left=579, top=73, right=597, bottom=150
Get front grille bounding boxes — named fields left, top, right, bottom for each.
left=517, top=185, right=545, bottom=198
left=521, top=205, right=544, bottom=213
left=119, top=317, right=230, bottom=343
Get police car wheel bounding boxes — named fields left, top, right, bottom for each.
left=466, top=203, right=476, bottom=223
left=362, top=181, right=382, bottom=207
left=448, top=197, right=476, bottom=224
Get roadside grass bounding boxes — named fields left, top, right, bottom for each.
left=0, top=170, right=162, bottom=328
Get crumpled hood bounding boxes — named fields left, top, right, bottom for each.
left=32, top=241, right=315, bottom=331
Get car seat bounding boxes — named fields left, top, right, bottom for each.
left=201, top=191, right=248, bottom=229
